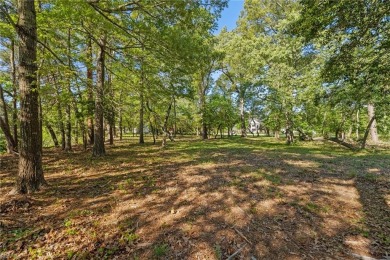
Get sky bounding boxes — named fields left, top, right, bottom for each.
left=216, top=0, right=245, bottom=33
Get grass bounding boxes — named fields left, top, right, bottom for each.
left=0, top=135, right=389, bottom=259
left=153, top=243, right=169, bottom=257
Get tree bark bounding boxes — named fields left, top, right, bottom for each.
left=356, top=109, right=359, bottom=140
left=107, top=71, right=114, bottom=145
left=87, top=37, right=94, bottom=145
left=119, top=109, right=123, bottom=141
left=14, top=0, right=46, bottom=194
left=239, top=96, right=246, bottom=137
left=367, top=103, right=379, bottom=144
left=200, top=89, right=207, bottom=140
left=64, top=28, right=72, bottom=151
left=285, top=109, right=294, bottom=145
left=139, top=91, right=145, bottom=144
left=46, top=122, right=59, bottom=147
left=93, top=35, right=106, bottom=156
left=11, top=40, right=18, bottom=148
left=161, top=101, right=173, bottom=147
left=56, top=90, right=65, bottom=150
left=173, top=96, right=177, bottom=137
left=361, top=115, right=376, bottom=149
left=0, top=86, right=16, bottom=153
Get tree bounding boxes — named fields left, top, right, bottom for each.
left=295, top=0, right=390, bottom=146
left=93, top=35, right=106, bottom=157
left=14, top=0, right=46, bottom=193
left=0, top=81, right=17, bottom=153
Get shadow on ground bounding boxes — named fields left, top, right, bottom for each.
left=0, top=136, right=389, bottom=259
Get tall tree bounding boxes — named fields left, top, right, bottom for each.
left=14, top=0, right=46, bottom=193
left=93, top=35, right=106, bottom=157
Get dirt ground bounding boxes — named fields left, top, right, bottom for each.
left=1, top=137, right=389, bottom=259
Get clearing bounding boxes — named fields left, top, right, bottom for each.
left=1, top=137, right=389, bottom=259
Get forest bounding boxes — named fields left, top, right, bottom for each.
left=0, top=0, right=389, bottom=259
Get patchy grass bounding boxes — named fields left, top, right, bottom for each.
left=0, top=136, right=389, bottom=259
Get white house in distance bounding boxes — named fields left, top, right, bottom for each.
left=249, top=118, right=261, bottom=133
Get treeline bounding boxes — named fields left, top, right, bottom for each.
left=0, top=0, right=389, bottom=193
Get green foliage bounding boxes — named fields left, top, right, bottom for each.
left=153, top=243, right=169, bottom=257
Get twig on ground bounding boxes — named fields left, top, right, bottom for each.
left=227, top=244, right=246, bottom=260
left=233, top=227, right=252, bottom=245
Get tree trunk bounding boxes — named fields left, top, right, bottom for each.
left=214, top=124, right=222, bottom=139
left=361, top=115, right=376, bottom=149
left=109, top=124, right=114, bottom=145
left=285, top=111, right=294, bottom=145
left=161, top=101, right=173, bottom=147
left=367, top=103, right=379, bottom=144
left=356, top=109, right=360, bottom=140
left=65, top=102, right=72, bottom=150
left=46, top=122, right=59, bottom=147
left=239, top=96, right=246, bottom=137
left=65, top=28, right=72, bottom=151
left=0, top=86, right=16, bottom=153
left=14, top=0, right=46, bottom=194
left=93, top=35, right=106, bottom=156
left=139, top=92, right=145, bottom=144
left=57, top=102, right=65, bottom=150
left=200, top=93, right=207, bottom=140
left=107, top=71, right=114, bottom=145
left=74, top=120, right=79, bottom=144
left=321, top=111, right=327, bottom=137
left=87, top=37, right=94, bottom=145
left=173, top=96, right=177, bottom=137
left=286, top=129, right=294, bottom=145
left=11, top=40, right=18, bottom=148
left=202, top=123, right=208, bottom=139
left=119, top=109, right=123, bottom=141
left=150, top=122, right=156, bottom=145
left=52, top=73, right=65, bottom=150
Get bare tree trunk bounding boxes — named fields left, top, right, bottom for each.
left=14, top=0, right=46, bottom=194
left=57, top=99, right=65, bottom=149
left=200, top=90, right=207, bottom=140
left=139, top=92, right=145, bottom=144
left=239, top=96, right=246, bottom=137
left=107, top=71, right=114, bottom=145
left=150, top=121, right=156, bottom=144
left=361, top=115, right=376, bottom=149
left=0, top=86, right=16, bottom=153
left=74, top=120, right=79, bottom=144
left=93, top=35, right=106, bottom=156
left=46, top=122, right=59, bottom=147
left=119, top=110, right=123, bottom=141
left=173, top=96, right=177, bottom=137
left=87, top=38, right=94, bottom=145
left=11, top=40, right=18, bottom=148
left=109, top=124, right=114, bottom=145
left=367, top=103, right=379, bottom=144
left=321, top=111, right=327, bottom=137
left=65, top=28, right=72, bottom=151
left=356, top=109, right=359, bottom=140
left=285, top=111, right=294, bottom=145
left=202, top=123, right=208, bottom=139
left=161, top=101, right=173, bottom=147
